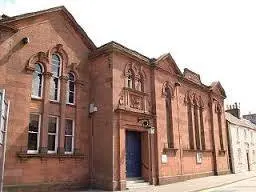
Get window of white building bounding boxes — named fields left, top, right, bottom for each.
left=236, top=127, right=240, bottom=143
left=238, top=148, right=242, bottom=164
left=244, top=129, right=247, bottom=141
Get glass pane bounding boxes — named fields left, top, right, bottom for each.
left=50, top=78, right=58, bottom=100
left=69, top=82, right=75, bottom=92
left=52, top=65, right=60, bottom=77
left=64, top=136, right=72, bottom=152
left=48, top=117, right=57, bottom=133
left=35, top=64, right=42, bottom=73
left=48, top=135, right=55, bottom=151
left=52, top=54, right=60, bottom=62
left=29, top=114, right=39, bottom=132
left=0, top=93, right=2, bottom=104
left=65, top=119, right=73, bottom=135
left=68, top=73, right=75, bottom=81
left=69, top=92, right=74, bottom=103
left=32, top=73, right=41, bottom=97
left=28, top=133, right=38, bottom=150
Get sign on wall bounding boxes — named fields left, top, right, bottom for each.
left=161, top=154, right=168, bottom=164
left=196, top=152, right=203, bottom=164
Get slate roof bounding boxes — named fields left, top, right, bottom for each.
left=226, top=112, right=256, bottom=130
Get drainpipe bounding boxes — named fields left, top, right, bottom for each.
left=0, top=91, right=10, bottom=192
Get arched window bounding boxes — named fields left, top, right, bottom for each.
left=127, top=69, right=134, bottom=89
left=67, top=72, right=75, bottom=104
left=31, top=63, right=43, bottom=98
left=165, top=87, right=174, bottom=148
left=50, top=54, right=61, bottom=101
left=135, top=73, right=144, bottom=92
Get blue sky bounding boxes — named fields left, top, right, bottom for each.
left=1, top=0, right=256, bottom=114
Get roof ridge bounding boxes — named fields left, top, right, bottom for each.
left=0, top=6, right=65, bottom=23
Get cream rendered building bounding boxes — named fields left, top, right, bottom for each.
left=226, top=105, right=256, bottom=174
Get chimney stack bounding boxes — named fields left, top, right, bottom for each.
left=225, top=102, right=240, bottom=118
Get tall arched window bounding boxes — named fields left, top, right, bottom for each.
left=127, top=69, right=134, bottom=89
left=31, top=63, right=43, bottom=98
left=67, top=72, right=75, bottom=104
left=50, top=54, right=61, bottom=101
left=217, top=105, right=224, bottom=150
left=165, top=87, right=174, bottom=148
left=193, top=100, right=201, bottom=150
left=187, top=97, right=194, bottom=149
left=135, top=73, right=144, bottom=92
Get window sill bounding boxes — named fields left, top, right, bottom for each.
left=123, top=87, right=148, bottom=96
left=219, top=149, right=226, bottom=155
left=50, top=100, right=60, bottom=104
left=66, top=103, right=76, bottom=107
left=183, top=148, right=213, bottom=153
left=31, top=97, right=43, bottom=101
left=17, top=152, right=87, bottom=160
left=163, top=147, right=178, bottom=155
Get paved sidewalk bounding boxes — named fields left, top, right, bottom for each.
left=81, top=171, right=256, bottom=192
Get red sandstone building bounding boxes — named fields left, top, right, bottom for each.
left=0, top=6, right=230, bottom=191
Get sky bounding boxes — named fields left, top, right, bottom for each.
left=0, top=0, right=256, bottom=115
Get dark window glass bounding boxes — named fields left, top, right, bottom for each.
left=69, top=92, right=74, bottom=104
left=48, top=116, right=57, bottom=152
left=48, top=117, right=57, bottom=133
left=28, top=133, right=38, bottom=150
left=67, top=73, right=75, bottom=104
left=48, top=135, right=56, bottom=151
left=65, top=120, right=73, bottom=135
left=27, top=114, right=40, bottom=151
left=64, top=137, right=72, bottom=152
left=64, top=119, right=73, bottom=153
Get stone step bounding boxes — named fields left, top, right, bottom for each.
left=126, top=178, right=150, bottom=189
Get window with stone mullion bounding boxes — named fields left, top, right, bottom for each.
left=165, top=87, right=174, bottom=148
left=50, top=54, right=61, bottom=101
left=187, top=102, right=194, bottom=149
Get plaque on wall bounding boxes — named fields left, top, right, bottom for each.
left=161, top=154, right=168, bottom=164
left=196, top=152, right=202, bottom=164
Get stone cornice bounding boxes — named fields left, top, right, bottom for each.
left=88, top=41, right=150, bottom=65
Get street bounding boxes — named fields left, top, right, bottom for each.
left=206, top=176, right=256, bottom=192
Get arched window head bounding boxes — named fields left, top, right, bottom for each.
left=50, top=54, right=61, bottom=101
left=165, top=87, right=172, bottom=100
left=67, top=72, right=75, bottom=104
left=127, top=69, right=134, bottom=89
left=31, top=63, right=43, bottom=98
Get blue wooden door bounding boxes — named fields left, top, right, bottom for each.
left=126, top=131, right=141, bottom=177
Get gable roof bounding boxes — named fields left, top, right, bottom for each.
left=153, top=53, right=182, bottom=75
left=226, top=112, right=256, bottom=130
left=210, top=81, right=226, bottom=98
left=0, top=6, right=96, bottom=50
left=89, top=41, right=151, bottom=63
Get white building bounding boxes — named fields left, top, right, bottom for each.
left=226, top=105, right=256, bottom=173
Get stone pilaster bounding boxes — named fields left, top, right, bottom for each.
left=40, top=72, right=52, bottom=154
left=58, top=75, right=68, bottom=154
